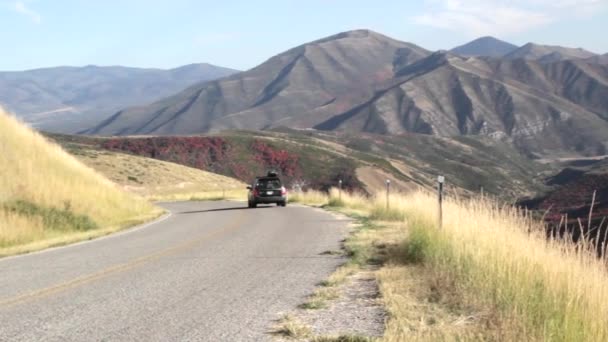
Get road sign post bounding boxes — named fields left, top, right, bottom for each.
left=437, top=176, right=445, bottom=229
left=386, top=179, right=391, bottom=210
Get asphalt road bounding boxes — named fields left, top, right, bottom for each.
left=0, top=201, right=350, bottom=341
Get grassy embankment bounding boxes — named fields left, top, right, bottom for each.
left=289, top=189, right=608, bottom=341
left=0, top=109, right=162, bottom=256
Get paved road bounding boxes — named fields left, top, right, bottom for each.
left=0, top=201, right=350, bottom=341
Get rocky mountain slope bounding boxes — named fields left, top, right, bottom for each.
left=319, top=52, right=608, bottom=156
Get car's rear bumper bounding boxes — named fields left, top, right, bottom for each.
left=253, top=196, right=286, bottom=204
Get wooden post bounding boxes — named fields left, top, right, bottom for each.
left=386, top=179, right=391, bottom=210
left=438, top=176, right=445, bottom=229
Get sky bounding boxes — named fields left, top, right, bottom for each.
left=1, top=0, right=607, bottom=71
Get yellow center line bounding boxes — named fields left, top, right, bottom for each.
left=0, top=210, right=247, bottom=309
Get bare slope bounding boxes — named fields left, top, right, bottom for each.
left=0, top=108, right=160, bottom=254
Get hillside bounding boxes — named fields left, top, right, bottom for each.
left=450, top=36, right=518, bottom=57
left=84, top=30, right=608, bottom=158
left=50, top=129, right=548, bottom=200
left=0, top=108, right=160, bottom=255
left=0, top=63, right=238, bottom=133
left=504, top=43, right=597, bottom=62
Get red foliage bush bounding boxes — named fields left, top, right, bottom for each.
left=250, top=140, right=300, bottom=177
left=100, top=137, right=304, bottom=184
left=533, top=174, right=608, bottom=224
left=102, top=136, right=231, bottom=172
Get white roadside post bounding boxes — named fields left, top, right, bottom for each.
left=386, top=179, right=391, bottom=210
left=438, top=176, right=445, bottom=229
left=338, top=179, right=343, bottom=201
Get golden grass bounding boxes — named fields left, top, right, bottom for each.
left=293, top=189, right=608, bottom=341
left=71, top=148, right=246, bottom=201
left=272, top=314, right=312, bottom=339
left=0, top=108, right=161, bottom=255
left=187, top=189, right=248, bottom=202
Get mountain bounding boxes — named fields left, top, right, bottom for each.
left=84, top=30, right=430, bottom=136
left=450, top=36, right=518, bottom=57
left=85, top=30, right=608, bottom=157
left=504, top=43, right=597, bottom=62
left=0, top=63, right=238, bottom=133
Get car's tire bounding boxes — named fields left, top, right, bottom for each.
left=248, top=201, right=257, bottom=208
left=279, top=201, right=287, bottom=207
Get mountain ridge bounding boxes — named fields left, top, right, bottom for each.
left=85, top=29, right=431, bottom=136
left=0, top=63, right=239, bottom=133
left=504, top=43, right=597, bottom=62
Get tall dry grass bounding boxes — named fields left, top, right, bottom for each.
left=294, top=188, right=608, bottom=341
left=0, top=108, right=161, bottom=254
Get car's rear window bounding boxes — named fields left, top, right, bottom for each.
left=256, top=178, right=282, bottom=189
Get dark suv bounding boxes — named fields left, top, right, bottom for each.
left=247, top=172, right=287, bottom=208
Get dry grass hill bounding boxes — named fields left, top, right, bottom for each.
left=64, top=145, right=247, bottom=201
left=0, top=107, right=161, bottom=256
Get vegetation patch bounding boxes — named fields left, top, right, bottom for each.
left=3, top=200, right=97, bottom=232
left=291, top=188, right=608, bottom=341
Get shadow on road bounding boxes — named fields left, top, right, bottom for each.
left=178, top=206, right=275, bottom=214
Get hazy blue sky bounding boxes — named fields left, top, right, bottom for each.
left=1, top=0, right=607, bottom=71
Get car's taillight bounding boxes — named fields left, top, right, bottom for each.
left=253, top=188, right=260, bottom=197
left=281, top=186, right=287, bottom=195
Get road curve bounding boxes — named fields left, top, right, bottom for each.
left=0, top=201, right=351, bottom=341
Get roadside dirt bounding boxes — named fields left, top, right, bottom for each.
left=275, top=270, right=386, bottom=341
